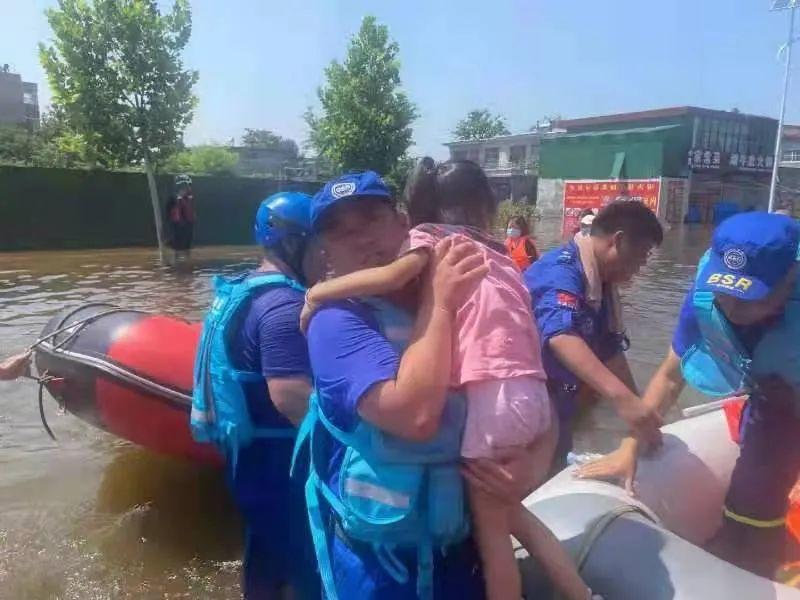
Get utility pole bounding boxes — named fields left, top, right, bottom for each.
left=769, top=1, right=798, bottom=212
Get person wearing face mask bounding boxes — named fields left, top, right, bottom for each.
left=504, top=215, right=539, bottom=271
left=577, top=211, right=800, bottom=579
left=525, top=200, right=665, bottom=470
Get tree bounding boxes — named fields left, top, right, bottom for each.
left=0, top=109, right=89, bottom=168
left=0, top=126, right=36, bottom=165
left=305, top=16, right=417, bottom=178
left=31, top=107, right=92, bottom=168
left=384, top=154, right=416, bottom=197
left=40, top=0, right=198, bottom=261
left=163, top=145, right=239, bottom=175
left=241, top=128, right=299, bottom=158
left=453, top=109, right=510, bottom=141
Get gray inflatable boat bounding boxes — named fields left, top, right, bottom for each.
left=519, top=409, right=800, bottom=599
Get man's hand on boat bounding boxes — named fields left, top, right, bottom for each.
left=575, top=436, right=639, bottom=496
left=614, top=398, right=663, bottom=447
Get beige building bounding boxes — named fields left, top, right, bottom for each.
left=443, top=128, right=556, bottom=202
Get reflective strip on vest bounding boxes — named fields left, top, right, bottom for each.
left=190, top=406, right=211, bottom=424
left=344, top=478, right=411, bottom=509
left=723, top=506, right=786, bottom=528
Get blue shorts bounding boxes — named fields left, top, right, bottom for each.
left=725, top=394, right=800, bottom=526
left=327, top=531, right=486, bottom=600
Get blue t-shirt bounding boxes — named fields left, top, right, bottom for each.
left=227, top=280, right=311, bottom=523
left=306, top=300, right=399, bottom=492
left=525, top=241, right=624, bottom=385
left=232, top=283, right=311, bottom=427
left=671, top=285, right=701, bottom=358
left=306, top=300, right=484, bottom=598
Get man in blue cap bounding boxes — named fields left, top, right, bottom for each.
left=578, top=211, right=800, bottom=577
left=192, top=191, right=321, bottom=599
left=296, top=171, right=494, bottom=599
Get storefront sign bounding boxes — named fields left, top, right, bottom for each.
left=687, top=148, right=773, bottom=172
left=562, top=179, right=660, bottom=238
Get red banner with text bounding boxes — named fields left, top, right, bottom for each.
left=562, top=179, right=660, bottom=238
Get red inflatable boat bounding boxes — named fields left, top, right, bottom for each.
left=34, top=303, right=221, bottom=464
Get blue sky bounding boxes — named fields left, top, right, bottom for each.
left=4, top=1, right=800, bottom=159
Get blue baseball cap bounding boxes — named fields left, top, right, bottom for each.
left=311, top=171, right=392, bottom=231
left=697, top=211, right=800, bottom=300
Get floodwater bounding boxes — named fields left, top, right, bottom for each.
left=0, top=221, right=711, bottom=599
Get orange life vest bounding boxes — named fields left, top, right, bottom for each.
left=505, top=235, right=537, bottom=271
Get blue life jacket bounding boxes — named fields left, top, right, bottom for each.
left=292, top=299, right=470, bottom=600
left=192, top=272, right=305, bottom=471
left=681, top=250, right=800, bottom=398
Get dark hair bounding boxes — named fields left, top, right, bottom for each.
left=404, top=157, right=497, bottom=228
left=591, top=200, right=663, bottom=246
left=507, top=215, right=530, bottom=237
left=578, top=208, right=596, bottom=220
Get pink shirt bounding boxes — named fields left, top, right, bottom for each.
left=404, top=224, right=546, bottom=386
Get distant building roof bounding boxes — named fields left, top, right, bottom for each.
left=556, top=106, right=776, bottom=130
left=544, top=124, right=682, bottom=141
left=443, top=130, right=555, bottom=148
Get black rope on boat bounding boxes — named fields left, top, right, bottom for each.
left=38, top=378, right=56, bottom=442
left=30, top=370, right=62, bottom=442
left=26, top=307, right=129, bottom=353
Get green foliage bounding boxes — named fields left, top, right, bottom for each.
left=163, top=145, right=239, bottom=175
left=494, top=200, right=540, bottom=230
left=241, top=128, right=299, bottom=158
left=305, top=16, right=417, bottom=178
left=453, top=109, right=510, bottom=141
left=0, top=127, right=36, bottom=166
left=0, top=109, right=90, bottom=168
left=384, top=154, right=416, bottom=197
left=39, top=0, right=198, bottom=168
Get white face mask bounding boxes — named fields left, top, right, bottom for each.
left=507, top=227, right=521, bottom=238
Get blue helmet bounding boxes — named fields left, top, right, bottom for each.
left=254, top=191, right=312, bottom=248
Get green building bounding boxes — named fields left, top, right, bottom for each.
left=538, top=107, right=778, bottom=223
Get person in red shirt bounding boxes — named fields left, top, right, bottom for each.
left=165, top=177, right=196, bottom=262
left=504, top=215, right=539, bottom=271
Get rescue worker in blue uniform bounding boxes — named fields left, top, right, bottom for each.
left=296, top=171, right=493, bottom=600
left=192, top=191, right=320, bottom=599
left=525, top=201, right=664, bottom=471
left=578, top=211, right=800, bottom=578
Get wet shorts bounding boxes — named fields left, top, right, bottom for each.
left=725, top=394, right=800, bottom=527
left=461, top=375, right=552, bottom=459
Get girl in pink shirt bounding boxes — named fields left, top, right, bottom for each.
left=303, top=159, right=594, bottom=600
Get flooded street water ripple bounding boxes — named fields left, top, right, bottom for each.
left=0, top=223, right=711, bottom=598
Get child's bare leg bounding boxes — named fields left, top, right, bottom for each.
left=510, top=420, right=591, bottom=600
left=468, top=478, right=520, bottom=600
left=511, top=506, right=590, bottom=600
